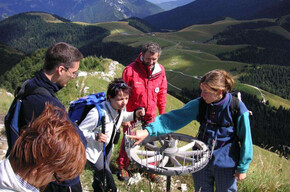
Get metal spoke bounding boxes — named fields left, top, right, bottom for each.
left=125, top=133, right=210, bottom=176
left=141, top=154, right=163, bottom=163
left=170, top=156, right=182, bottom=167
left=179, top=141, right=196, bottom=151
left=136, top=150, right=156, bottom=156
left=176, top=150, right=204, bottom=156
left=159, top=156, right=169, bottom=167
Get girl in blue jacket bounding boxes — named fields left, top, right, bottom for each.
left=128, top=69, right=253, bottom=192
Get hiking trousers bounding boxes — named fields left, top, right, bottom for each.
left=89, top=149, right=117, bottom=192
left=192, top=159, right=237, bottom=192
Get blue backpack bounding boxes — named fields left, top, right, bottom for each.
left=68, top=92, right=106, bottom=126
left=5, top=80, right=51, bottom=156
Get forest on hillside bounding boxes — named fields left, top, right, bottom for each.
left=0, top=14, right=140, bottom=66
left=0, top=44, right=24, bottom=75
left=217, top=46, right=290, bottom=66
left=0, top=50, right=106, bottom=93
left=125, top=17, right=161, bottom=33
left=209, top=21, right=290, bottom=66
left=0, top=14, right=108, bottom=53
left=238, top=65, right=290, bottom=100
left=169, top=88, right=290, bottom=158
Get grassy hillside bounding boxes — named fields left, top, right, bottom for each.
left=101, top=17, right=289, bottom=110
left=236, top=83, right=290, bottom=109
left=1, top=14, right=288, bottom=106
left=0, top=89, right=14, bottom=115
left=0, top=85, right=289, bottom=191
left=0, top=51, right=288, bottom=191
left=93, top=21, right=143, bottom=36
left=70, top=69, right=289, bottom=192
left=0, top=12, right=141, bottom=65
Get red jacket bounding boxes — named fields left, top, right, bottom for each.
left=122, top=53, right=167, bottom=124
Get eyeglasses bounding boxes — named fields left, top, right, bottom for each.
left=53, top=172, right=61, bottom=183
left=64, top=66, right=79, bottom=78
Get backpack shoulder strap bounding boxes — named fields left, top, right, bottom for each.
left=95, top=104, right=104, bottom=127
left=230, top=95, right=240, bottom=129
left=21, top=86, right=52, bottom=100
left=15, top=80, right=52, bottom=99
left=197, top=97, right=206, bottom=123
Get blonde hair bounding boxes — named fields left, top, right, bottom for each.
left=200, top=69, right=234, bottom=94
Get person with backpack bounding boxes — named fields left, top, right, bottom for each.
left=5, top=42, right=87, bottom=192
left=128, top=69, right=253, bottom=192
left=117, top=41, right=167, bottom=181
left=78, top=78, right=145, bottom=192
left=0, top=104, right=86, bottom=192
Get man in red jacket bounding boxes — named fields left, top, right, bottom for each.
left=117, top=41, right=167, bottom=181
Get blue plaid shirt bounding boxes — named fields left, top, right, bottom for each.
left=15, top=174, right=39, bottom=192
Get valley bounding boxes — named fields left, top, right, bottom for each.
left=0, top=1, right=289, bottom=190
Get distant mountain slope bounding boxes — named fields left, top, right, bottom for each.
left=122, top=17, right=161, bottom=32
left=0, top=12, right=140, bottom=66
left=249, top=0, right=290, bottom=19
left=144, top=0, right=280, bottom=30
left=71, top=0, right=164, bottom=23
left=157, top=0, right=195, bottom=11
left=0, top=43, right=24, bottom=76
left=0, top=12, right=108, bottom=53
left=210, top=18, right=290, bottom=67
left=0, top=0, right=163, bottom=23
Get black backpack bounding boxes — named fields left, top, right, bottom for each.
left=4, top=80, right=51, bottom=156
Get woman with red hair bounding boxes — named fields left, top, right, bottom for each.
left=0, top=104, right=86, bottom=191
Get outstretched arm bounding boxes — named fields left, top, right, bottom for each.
left=128, top=99, right=200, bottom=144
left=127, top=129, right=149, bottom=145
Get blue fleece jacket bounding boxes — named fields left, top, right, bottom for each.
left=146, top=93, right=253, bottom=173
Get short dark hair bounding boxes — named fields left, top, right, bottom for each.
left=43, top=42, right=83, bottom=71
left=107, top=78, right=130, bottom=99
left=141, top=41, right=162, bottom=57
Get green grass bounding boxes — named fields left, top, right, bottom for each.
left=94, top=22, right=143, bottom=36
left=80, top=141, right=290, bottom=192
left=92, top=18, right=289, bottom=111
left=71, top=69, right=288, bottom=191
left=0, top=89, right=14, bottom=115
left=1, top=17, right=289, bottom=191
left=28, top=12, right=64, bottom=23
left=261, top=90, right=290, bottom=109
left=235, top=83, right=290, bottom=109
left=0, top=59, right=289, bottom=191
left=238, top=146, right=290, bottom=192
left=160, top=49, right=247, bottom=75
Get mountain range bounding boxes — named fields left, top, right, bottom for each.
left=0, top=0, right=163, bottom=23
left=155, top=0, right=195, bottom=11
left=0, top=1, right=289, bottom=187
left=0, top=8, right=289, bottom=158
left=144, top=0, right=288, bottom=30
